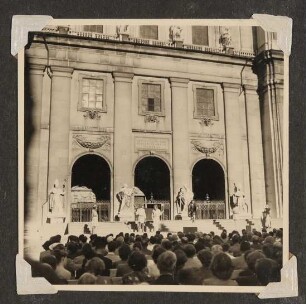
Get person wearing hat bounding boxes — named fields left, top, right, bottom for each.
left=91, top=204, right=98, bottom=234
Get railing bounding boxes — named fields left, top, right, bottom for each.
left=194, top=200, right=225, bottom=219
left=71, top=201, right=110, bottom=222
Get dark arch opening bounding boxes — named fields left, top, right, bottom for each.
left=192, top=159, right=225, bottom=200
left=71, top=154, right=111, bottom=200
left=134, top=157, right=170, bottom=200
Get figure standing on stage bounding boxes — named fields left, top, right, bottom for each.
left=91, top=204, right=98, bottom=234
left=136, top=205, right=146, bottom=233
left=49, top=179, right=65, bottom=222
left=261, top=204, right=271, bottom=230
left=188, top=200, right=197, bottom=222
left=175, top=188, right=185, bottom=214
left=152, top=204, right=163, bottom=232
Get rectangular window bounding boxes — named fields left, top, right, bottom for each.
left=83, top=25, right=103, bottom=33
left=196, top=88, right=215, bottom=117
left=139, top=25, right=158, bottom=40
left=81, top=78, right=104, bottom=110
left=192, top=26, right=209, bottom=46
left=141, top=83, right=161, bottom=113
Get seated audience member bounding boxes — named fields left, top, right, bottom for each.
left=52, top=244, right=72, bottom=280
left=161, top=239, right=173, bottom=251
left=204, top=252, right=237, bottom=286
left=152, top=251, right=178, bottom=285
left=183, top=244, right=202, bottom=269
left=173, top=249, right=188, bottom=282
left=229, top=234, right=241, bottom=257
left=141, top=238, right=152, bottom=257
left=275, top=229, right=283, bottom=243
left=147, top=245, right=166, bottom=279
left=194, top=239, right=206, bottom=253
left=85, top=257, right=106, bottom=276
left=92, top=237, right=112, bottom=275
left=232, top=241, right=251, bottom=270
left=148, top=236, right=157, bottom=251
left=177, top=268, right=201, bottom=285
left=105, top=241, right=120, bottom=265
left=39, top=234, right=61, bottom=261
left=251, top=235, right=262, bottom=250
left=122, top=252, right=152, bottom=285
left=29, top=259, right=68, bottom=285
left=211, top=244, right=223, bottom=256
left=65, top=242, right=79, bottom=274
left=133, top=241, right=143, bottom=252
left=41, top=254, right=57, bottom=271
left=196, top=249, right=214, bottom=282
left=78, top=273, right=97, bottom=285
left=79, top=234, right=88, bottom=247
left=75, top=243, right=96, bottom=279
left=235, top=250, right=266, bottom=286
left=262, top=243, right=274, bottom=259
left=255, top=258, right=281, bottom=286
left=222, top=243, right=232, bottom=259
left=220, top=230, right=228, bottom=243
left=116, top=244, right=133, bottom=277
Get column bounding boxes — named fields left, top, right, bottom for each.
left=48, top=67, right=73, bottom=192
left=244, top=85, right=266, bottom=217
left=222, top=83, right=245, bottom=217
left=113, top=72, right=134, bottom=220
left=26, top=64, right=45, bottom=225
left=170, top=77, right=191, bottom=218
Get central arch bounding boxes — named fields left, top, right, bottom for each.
left=192, top=159, right=225, bottom=200
left=134, top=156, right=170, bottom=201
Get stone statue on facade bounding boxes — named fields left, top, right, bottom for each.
left=48, top=179, right=66, bottom=223
left=169, top=26, right=183, bottom=46
left=175, top=186, right=193, bottom=218
left=116, top=184, right=136, bottom=223
left=116, top=25, right=130, bottom=40
left=219, top=27, right=232, bottom=50
left=231, top=183, right=249, bottom=219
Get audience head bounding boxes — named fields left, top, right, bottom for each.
left=210, top=252, right=234, bottom=280
left=152, top=245, right=166, bottom=264
left=52, top=244, right=67, bottom=265
left=85, top=257, right=105, bottom=276
left=184, top=244, right=196, bottom=258
left=246, top=250, right=266, bottom=272
left=161, top=239, right=172, bottom=250
left=211, top=244, right=223, bottom=256
left=157, top=251, right=177, bottom=274
left=107, top=241, right=117, bottom=253
left=128, top=251, right=147, bottom=271
left=79, top=234, right=87, bottom=244
left=41, top=254, right=57, bottom=270
left=178, top=268, right=200, bottom=285
left=133, top=241, right=143, bottom=252
left=81, top=243, right=95, bottom=260
left=240, top=241, right=251, bottom=253
left=197, top=249, right=213, bottom=268
left=119, top=244, right=131, bottom=261
left=255, top=258, right=280, bottom=285
left=78, top=273, right=97, bottom=285
left=174, top=249, right=188, bottom=270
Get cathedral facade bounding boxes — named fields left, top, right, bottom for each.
left=24, top=24, right=284, bottom=225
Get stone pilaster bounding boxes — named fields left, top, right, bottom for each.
left=222, top=82, right=245, bottom=217
left=244, top=84, right=266, bottom=217
left=25, top=64, right=45, bottom=225
left=170, top=77, right=191, bottom=218
left=113, top=72, right=134, bottom=220
left=48, top=67, right=73, bottom=193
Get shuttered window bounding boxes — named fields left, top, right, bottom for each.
left=81, top=78, right=103, bottom=110
left=192, top=26, right=209, bottom=46
left=139, top=25, right=158, bottom=40
left=141, top=83, right=161, bottom=113
left=196, top=88, right=215, bottom=117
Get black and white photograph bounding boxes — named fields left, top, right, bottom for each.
left=20, top=19, right=288, bottom=292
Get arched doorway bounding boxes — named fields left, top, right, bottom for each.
left=134, top=156, right=171, bottom=219
left=71, top=154, right=111, bottom=222
left=192, top=159, right=225, bottom=219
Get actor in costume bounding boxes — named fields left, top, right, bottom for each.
left=188, top=200, right=197, bottom=222
left=136, top=205, right=146, bottom=233
left=48, top=179, right=65, bottom=222
left=91, top=204, right=98, bottom=234
left=261, top=204, right=271, bottom=230
left=175, top=188, right=185, bottom=214
left=152, top=204, right=163, bottom=232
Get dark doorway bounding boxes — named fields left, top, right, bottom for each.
left=134, top=157, right=170, bottom=200
left=71, top=154, right=111, bottom=200
left=192, top=159, right=225, bottom=200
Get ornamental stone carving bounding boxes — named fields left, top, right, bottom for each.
left=73, top=134, right=111, bottom=150
left=191, top=140, right=224, bottom=157
left=83, top=110, right=101, bottom=120
left=144, top=114, right=160, bottom=123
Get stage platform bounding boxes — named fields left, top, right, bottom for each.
left=66, top=218, right=283, bottom=236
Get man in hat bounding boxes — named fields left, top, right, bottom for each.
left=91, top=204, right=98, bottom=234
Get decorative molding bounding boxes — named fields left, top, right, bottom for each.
left=71, top=126, right=113, bottom=132
left=83, top=110, right=101, bottom=120
left=144, top=114, right=160, bottom=123
left=191, top=140, right=224, bottom=157
left=199, top=116, right=214, bottom=127
left=73, top=134, right=111, bottom=150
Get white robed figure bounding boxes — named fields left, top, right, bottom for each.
left=91, top=204, right=98, bottom=234
left=152, top=204, right=163, bottom=232
left=261, top=204, right=272, bottom=230
left=49, top=179, right=65, bottom=222
left=116, top=184, right=136, bottom=222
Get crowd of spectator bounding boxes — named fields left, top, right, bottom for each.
left=29, top=227, right=283, bottom=286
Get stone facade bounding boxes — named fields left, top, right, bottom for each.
left=24, top=24, right=284, bottom=225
